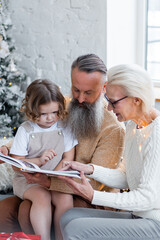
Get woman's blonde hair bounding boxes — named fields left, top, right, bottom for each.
left=20, top=79, right=67, bottom=121
left=107, top=64, right=155, bottom=112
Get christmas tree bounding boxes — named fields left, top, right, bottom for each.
left=0, top=0, right=27, bottom=138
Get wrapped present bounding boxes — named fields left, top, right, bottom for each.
left=0, top=232, right=41, bottom=240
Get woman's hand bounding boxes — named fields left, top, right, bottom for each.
left=61, top=161, right=94, bottom=175
left=59, top=171, right=94, bottom=202
left=39, top=149, right=57, bottom=165
left=22, top=172, right=51, bottom=188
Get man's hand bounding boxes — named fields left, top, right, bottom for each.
left=39, top=149, right=57, bottom=166
left=22, top=172, right=51, bottom=188
left=59, top=171, right=94, bottom=202
left=61, top=161, right=94, bottom=175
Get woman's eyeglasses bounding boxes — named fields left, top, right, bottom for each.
left=104, top=94, right=128, bottom=108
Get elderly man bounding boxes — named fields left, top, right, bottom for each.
left=0, top=54, right=125, bottom=235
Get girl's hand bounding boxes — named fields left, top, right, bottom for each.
left=39, top=149, right=57, bottom=165
left=0, top=146, right=9, bottom=163
left=59, top=171, right=94, bottom=202
left=61, top=161, right=94, bottom=175
left=0, top=146, right=9, bottom=156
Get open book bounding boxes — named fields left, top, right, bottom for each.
left=0, top=152, right=81, bottom=179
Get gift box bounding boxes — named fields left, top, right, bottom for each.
left=0, top=232, right=41, bottom=240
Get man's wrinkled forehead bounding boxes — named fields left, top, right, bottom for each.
left=71, top=69, right=104, bottom=87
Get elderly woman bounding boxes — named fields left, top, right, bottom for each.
left=59, top=64, right=160, bottom=240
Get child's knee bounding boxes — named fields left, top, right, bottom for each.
left=52, top=192, right=73, bottom=207
left=25, top=187, right=51, bottom=205
left=37, top=189, right=51, bottom=203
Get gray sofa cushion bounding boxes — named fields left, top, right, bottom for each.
left=0, top=192, right=13, bottom=200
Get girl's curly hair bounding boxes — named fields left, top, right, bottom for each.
left=20, top=79, right=67, bottom=121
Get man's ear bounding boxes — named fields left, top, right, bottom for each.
left=102, top=81, right=107, bottom=93
left=134, top=97, right=142, bottom=106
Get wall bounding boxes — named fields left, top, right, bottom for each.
left=8, top=0, right=156, bottom=97
left=8, top=0, right=106, bottom=95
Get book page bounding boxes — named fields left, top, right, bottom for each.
left=0, top=152, right=40, bottom=170
left=0, top=153, right=81, bottom=179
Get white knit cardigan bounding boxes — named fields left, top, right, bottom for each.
left=90, top=116, right=160, bottom=221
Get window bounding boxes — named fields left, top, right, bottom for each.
left=146, top=0, right=160, bottom=86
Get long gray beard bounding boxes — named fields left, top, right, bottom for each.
left=65, top=95, right=104, bottom=139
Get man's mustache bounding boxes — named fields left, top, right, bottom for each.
left=72, top=99, right=91, bottom=109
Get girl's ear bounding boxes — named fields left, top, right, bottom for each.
left=102, top=81, right=107, bottom=93
left=133, top=97, right=142, bottom=106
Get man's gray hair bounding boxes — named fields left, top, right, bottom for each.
left=71, top=54, right=107, bottom=83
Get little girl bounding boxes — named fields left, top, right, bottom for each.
left=10, top=79, right=78, bottom=240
